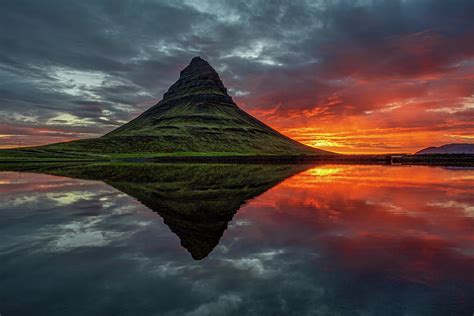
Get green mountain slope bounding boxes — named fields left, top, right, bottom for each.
left=91, top=56, right=325, bottom=155
left=4, top=57, right=331, bottom=158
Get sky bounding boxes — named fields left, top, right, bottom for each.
left=1, top=0, right=473, bottom=154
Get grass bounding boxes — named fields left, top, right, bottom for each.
left=0, top=147, right=312, bottom=163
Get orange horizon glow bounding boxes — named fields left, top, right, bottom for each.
left=2, top=31, right=474, bottom=155
left=1, top=119, right=472, bottom=154
left=0, top=4, right=473, bottom=154
left=1, top=97, right=473, bottom=154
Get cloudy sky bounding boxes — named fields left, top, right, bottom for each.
left=1, top=0, right=473, bottom=153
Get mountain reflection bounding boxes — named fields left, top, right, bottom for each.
left=1, top=164, right=473, bottom=315
left=2, top=163, right=310, bottom=259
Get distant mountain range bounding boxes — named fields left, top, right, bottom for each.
left=32, top=56, right=330, bottom=157
left=416, top=143, right=474, bottom=154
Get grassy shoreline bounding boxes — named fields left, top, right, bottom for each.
left=0, top=149, right=472, bottom=167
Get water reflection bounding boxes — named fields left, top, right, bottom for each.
left=0, top=164, right=473, bottom=315
left=0, top=163, right=308, bottom=259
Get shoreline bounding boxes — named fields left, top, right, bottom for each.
left=0, top=154, right=472, bottom=167
left=124, top=154, right=474, bottom=166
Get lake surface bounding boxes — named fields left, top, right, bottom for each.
left=0, top=164, right=473, bottom=315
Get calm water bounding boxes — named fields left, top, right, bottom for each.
left=0, top=164, right=473, bottom=315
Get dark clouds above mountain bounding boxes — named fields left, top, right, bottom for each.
left=1, top=0, right=473, bottom=152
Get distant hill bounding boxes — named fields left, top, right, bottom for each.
left=33, top=56, right=330, bottom=157
left=416, top=143, right=474, bottom=154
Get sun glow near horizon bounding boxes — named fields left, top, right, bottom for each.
left=1, top=1, right=473, bottom=154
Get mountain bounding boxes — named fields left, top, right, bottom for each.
left=39, top=56, right=330, bottom=156
left=416, top=143, right=474, bottom=154
left=0, top=162, right=310, bottom=259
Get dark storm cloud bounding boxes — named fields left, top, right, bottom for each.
left=0, top=0, right=473, bottom=148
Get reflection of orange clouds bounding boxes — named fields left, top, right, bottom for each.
left=306, top=167, right=341, bottom=177
left=0, top=172, right=101, bottom=195
left=239, top=165, right=474, bottom=285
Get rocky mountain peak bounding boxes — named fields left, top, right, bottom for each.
left=188, top=56, right=209, bottom=67
left=163, top=56, right=228, bottom=100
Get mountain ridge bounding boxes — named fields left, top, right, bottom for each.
left=416, top=143, right=474, bottom=154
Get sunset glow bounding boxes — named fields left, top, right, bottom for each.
left=1, top=1, right=473, bottom=313
left=0, top=1, right=473, bottom=153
